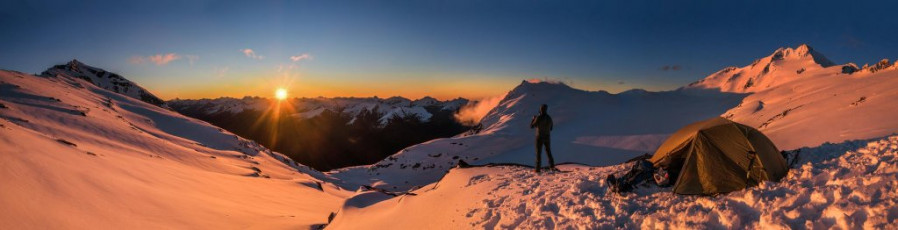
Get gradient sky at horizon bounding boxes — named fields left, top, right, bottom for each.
left=2, top=0, right=897, bottom=100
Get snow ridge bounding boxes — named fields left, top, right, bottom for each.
left=40, top=59, right=167, bottom=107
left=687, top=44, right=842, bottom=93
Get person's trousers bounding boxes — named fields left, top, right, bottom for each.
left=536, top=136, right=555, bottom=170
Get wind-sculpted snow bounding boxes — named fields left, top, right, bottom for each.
left=329, top=135, right=898, bottom=229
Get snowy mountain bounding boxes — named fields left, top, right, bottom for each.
left=0, top=68, right=350, bottom=229
left=168, top=95, right=469, bottom=125
left=41, top=59, right=167, bottom=107
left=684, top=45, right=898, bottom=150
left=686, top=44, right=844, bottom=93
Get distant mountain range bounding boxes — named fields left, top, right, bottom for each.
left=168, top=94, right=472, bottom=171
left=168, top=95, right=469, bottom=125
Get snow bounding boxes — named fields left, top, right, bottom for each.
left=710, top=49, right=898, bottom=150
left=0, top=70, right=351, bottom=229
left=377, top=106, right=433, bottom=124
left=329, top=135, right=898, bottom=229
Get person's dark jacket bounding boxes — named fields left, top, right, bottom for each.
left=530, top=113, right=553, bottom=138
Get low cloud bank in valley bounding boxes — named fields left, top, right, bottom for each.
left=454, top=93, right=506, bottom=126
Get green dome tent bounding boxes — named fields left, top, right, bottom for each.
left=650, top=117, right=788, bottom=195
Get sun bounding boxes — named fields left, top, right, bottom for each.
left=275, top=88, right=288, bottom=100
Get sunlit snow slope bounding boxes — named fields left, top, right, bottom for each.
left=0, top=68, right=350, bottom=229
left=688, top=44, right=898, bottom=149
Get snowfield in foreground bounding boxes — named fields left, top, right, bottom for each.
left=0, top=70, right=350, bottom=229
left=329, top=135, right=898, bottom=229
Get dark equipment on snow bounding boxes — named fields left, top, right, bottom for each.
left=607, top=159, right=656, bottom=193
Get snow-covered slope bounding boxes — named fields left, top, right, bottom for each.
left=329, top=80, right=746, bottom=191
left=168, top=96, right=468, bottom=125
left=684, top=45, right=898, bottom=150
left=0, top=69, right=350, bottom=229
left=722, top=64, right=898, bottom=150
left=41, top=60, right=167, bottom=107
left=687, top=44, right=843, bottom=93
left=329, top=135, right=898, bottom=229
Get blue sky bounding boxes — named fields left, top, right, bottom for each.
left=1, top=0, right=896, bottom=100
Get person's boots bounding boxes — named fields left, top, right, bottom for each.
left=535, top=152, right=542, bottom=173
left=546, top=149, right=556, bottom=171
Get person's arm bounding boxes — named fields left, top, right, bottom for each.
left=530, top=116, right=538, bottom=129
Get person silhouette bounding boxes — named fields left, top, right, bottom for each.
left=530, top=104, right=556, bottom=173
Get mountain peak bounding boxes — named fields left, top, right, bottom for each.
left=60, top=59, right=84, bottom=72
left=40, top=61, right=167, bottom=107
left=770, top=44, right=835, bottom=67
left=687, top=44, right=841, bottom=93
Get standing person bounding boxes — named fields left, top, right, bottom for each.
left=530, top=104, right=556, bottom=173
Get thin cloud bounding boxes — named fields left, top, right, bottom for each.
left=290, top=53, right=312, bottom=62
left=129, top=53, right=184, bottom=66
left=242, top=49, right=264, bottom=59
left=214, top=66, right=229, bottom=78
left=128, top=56, right=147, bottom=65
left=148, top=53, right=182, bottom=65
left=185, top=55, right=199, bottom=65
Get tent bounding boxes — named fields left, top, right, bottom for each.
left=650, top=117, right=788, bottom=195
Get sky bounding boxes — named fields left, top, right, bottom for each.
left=1, top=0, right=897, bottom=100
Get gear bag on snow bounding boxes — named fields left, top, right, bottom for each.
left=606, top=159, right=655, bottom=193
